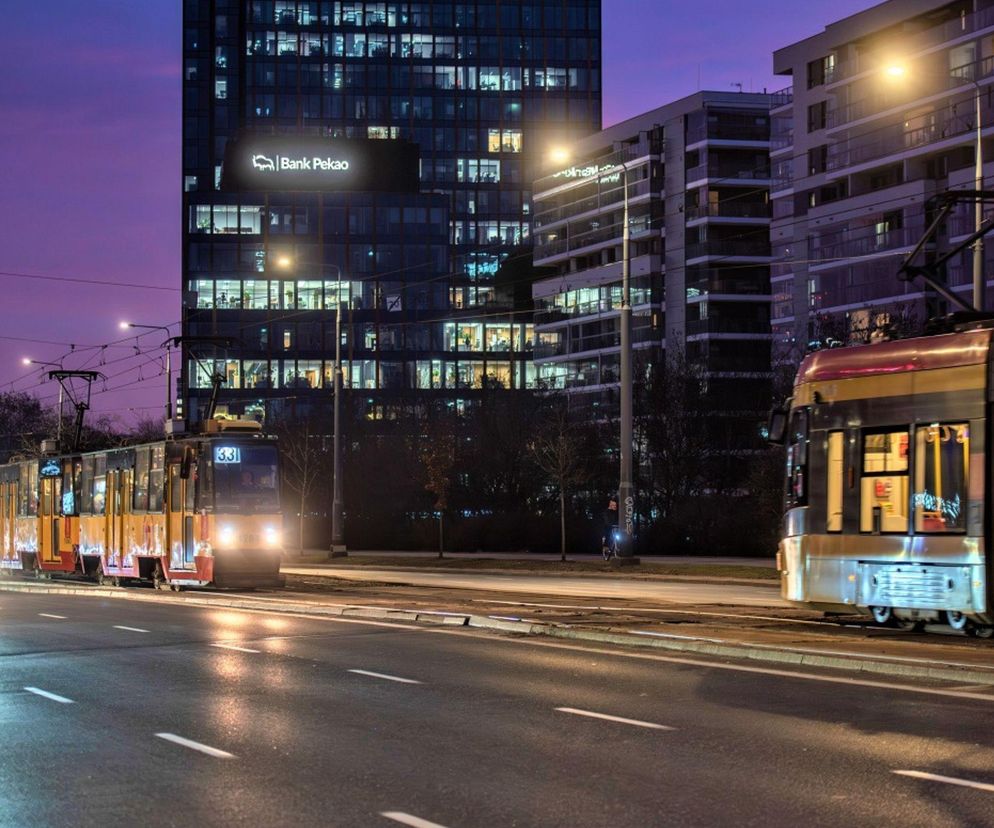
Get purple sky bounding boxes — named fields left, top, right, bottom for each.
left=0, top=0, right=873, bottom=424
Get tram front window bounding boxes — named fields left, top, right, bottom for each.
left=213, top=444, right=279, bottom=513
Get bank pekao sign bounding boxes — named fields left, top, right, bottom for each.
left=221, top=134, right=420, bottom=193
left=251, top=153, right=350, bottom=173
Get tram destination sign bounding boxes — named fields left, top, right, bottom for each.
left=221, top=135, right=420, bottom=193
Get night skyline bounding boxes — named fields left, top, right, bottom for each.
left=0, top=0, right=872, bottom=420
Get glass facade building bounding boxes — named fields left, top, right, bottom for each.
left=181, top=0, right=602, bottom=421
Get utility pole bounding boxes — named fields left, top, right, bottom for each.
left=617, top=157, right=638, bottom=563
left=330, top=300, right=347, bottom=557
left=974, top=82, right=985, bottom=311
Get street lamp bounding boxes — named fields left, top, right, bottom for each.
left=549, top=146, right=637, bottom=560
left=23, top=358, right=64, bottom=448
left=120, top=321, right=174, bottom=422
left=885, top=61, right=986, bottom=311
left=277, top=256, right=348, bottom=557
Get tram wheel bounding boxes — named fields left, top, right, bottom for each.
left=152, top=564, right=170, bottom=592
left=946, top=610, right=969, bottom=632
left=870, top=606, right=892, bottom=625
left=968, top=624, right=994, bottom=639
left=32, top=558, right=50, bottom=581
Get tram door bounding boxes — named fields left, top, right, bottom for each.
left=106, top=470, right=120, bottom=568
left=0, top=482, right=11, bottom=564
left=166, top=464, right=195, bottom=570
left=39, top=477, right=56, bottom=565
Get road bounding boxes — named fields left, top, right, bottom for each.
left=3, top=590, right=994, bottom=827
left=283, top=565, right=787, bottom=607
left=303, top=552, right=777, bottom=567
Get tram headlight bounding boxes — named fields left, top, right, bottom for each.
left=219, top=525, right=236, bottom=547
left=264, top=525, right=281, bottom=547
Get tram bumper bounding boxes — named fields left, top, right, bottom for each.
left=211, top=547, right=285, bottom=589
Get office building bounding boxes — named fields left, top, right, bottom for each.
left=180, top=0, right=602, bottom=422
left=771, top=0, right=994, bottom=358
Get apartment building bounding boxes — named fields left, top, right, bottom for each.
left=771, top=0, right=994, bottom=357
left=531, top=92, right=772, bottom=428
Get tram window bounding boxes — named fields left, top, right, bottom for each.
left=80, top=457, right=94, bottom=513
left=914, top=424, right=969, bottom=533
left=169, top=466, right=182, bottom=513
left=20, top=464, right=39, bottom=517
left=860, top=430, right=909, bottom=533
left=92, top=455, right=107, bottom=516
left=133, top=447, right=150, bottom=512
left=149, top=446, right=165, bottom=512
left=785, top=409, right=809, bottom=507
left=826, top=431, right=844, bottom=532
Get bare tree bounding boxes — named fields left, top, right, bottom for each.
left=529, top=401, right=590, bottom=562
left=420, top=413, right=458, bottom=558
left=273, top=418, right=329, bottom=553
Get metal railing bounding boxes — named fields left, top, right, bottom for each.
left=685, top=202, right=770, bottom=221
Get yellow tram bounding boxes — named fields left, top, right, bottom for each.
left=0, top=420, right=284, bottom=589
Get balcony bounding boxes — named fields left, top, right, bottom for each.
left=810, top=223, right=923, bottom=263
left=828, top=57, right=994, bottom=130
left=827, top=96, right=994, bottom=172
left=535, top=140, right=664, bottom=194
left=534, top=220, right=656, bottom=261
left=686, top=121, right=769, bottom=146
left=686, top=161, right=770, bottom=185
left=686, top=239, right=770, bottom=260
left=770, top=86, right=793, bottom=109
left=534, top=178, right=654, bottom=230
left=685, top=202, right=770, bottom=222
left=830, top=7, right=994, bottom=84
left=685, top=318, right=771, bottom=336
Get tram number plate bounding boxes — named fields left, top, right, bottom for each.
left=240, top=533, right=260, bottom=545
left=215, top=446, right=241, bottom=464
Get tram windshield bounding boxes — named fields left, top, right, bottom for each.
left=212, top=443, right=279, bottom=513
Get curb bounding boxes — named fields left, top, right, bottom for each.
left=3, top=581, right=994, bottom=686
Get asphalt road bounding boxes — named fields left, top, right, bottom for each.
left=3, top=590, right=994, bottom=827
left=283, top=565, right=787, bottom=607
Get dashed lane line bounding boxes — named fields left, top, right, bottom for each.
left=893, top=770, right=994, bottom=794
left=113, top=625, right=149, bottom=633
left=210, top=642, right=261, bottom=654
left=37, top=613, right=66, bottom=620
left=555, top=707, right=674, bottom=730
left=348, top=669, right=422, bottom=685
left=381, top=812, right=450, bottom=828
left=24, top=686, right=74, bottom=704
left=155, top=733, right=235, bottom=759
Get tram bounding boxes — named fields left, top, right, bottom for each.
left=0, top=420, right=284, bottom=589
left=770, top=321, right=994, bottom=636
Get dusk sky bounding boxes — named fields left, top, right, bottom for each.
left=0, top=0, right=873, bottom=424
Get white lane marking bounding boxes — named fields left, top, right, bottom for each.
left=24, top=686, right=74, bottom=704
left=893, top=770, right=994, bottom=793
left=114, top=625, right=149, bottom=633
left=555, top=706, right=674, bottom=730
left=348, top=669, right=421, bottom=685
left=210, top=642, right=260, bottom=654
left=155, top=732, right=235, bottom=759
left=38, top=613, right=66, bottom=620
left=381, top=812, right=450, bottom=828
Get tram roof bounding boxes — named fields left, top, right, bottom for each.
left=797, top=328, right=992, bottom=386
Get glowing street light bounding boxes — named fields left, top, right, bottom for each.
left=883, top=60, right=985, bottom=311
left=549, top=146, right=572, bottom=166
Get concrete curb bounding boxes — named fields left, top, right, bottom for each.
left=4, top=581, right=994, bottom=686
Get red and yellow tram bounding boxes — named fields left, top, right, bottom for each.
left=0, top=420, right=284, bottom=589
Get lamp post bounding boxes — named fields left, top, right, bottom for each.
left=120, top=322, right=174, bottom=422
left=23, top=358, right=64, bottom=449
left=549, top=146, right=638, bottom=561
left=886, top=62, right=986, bottom=310
left=277, top=256, right=348, bottom=556
left=616, top=155, right=637, bottom=559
